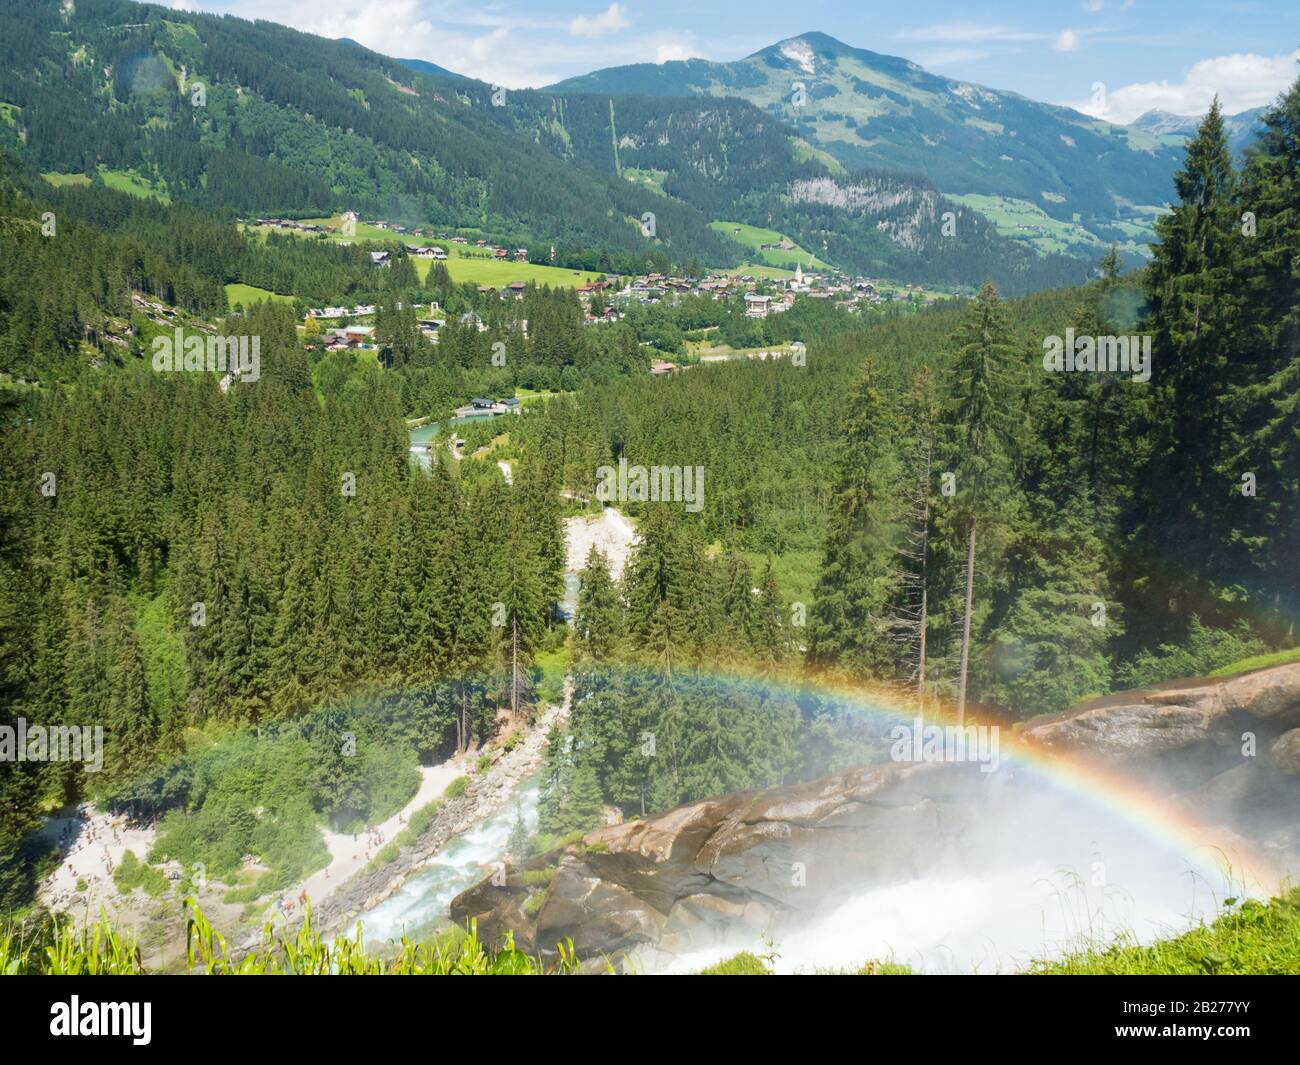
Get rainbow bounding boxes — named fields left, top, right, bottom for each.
left=101, top=657, right=1289, bottom=904
left=596, top=660, right=1289, bottom=897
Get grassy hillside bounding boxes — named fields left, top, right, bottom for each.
left=258, top=216, right=606, bottom=288
left=224, top=282, right=294, bottom=309
left=710, top=220, right=830, bottom=271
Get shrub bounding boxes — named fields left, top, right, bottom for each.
left=112, top=850, right=170, bottom=898
left=1115, top=618, right=1269, bottom=690
left=523, top=890, right=548, bottom=918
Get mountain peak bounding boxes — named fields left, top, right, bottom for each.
left=751, top=31, right=854, bottom=64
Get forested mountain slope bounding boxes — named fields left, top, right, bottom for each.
left=550, top=31, right=1194, bottom=254
left=0, top=2, right=1087, bottom=292
left=474, top=88, right=1090, bottom=292
left=0, top=0, right=732, bottom=268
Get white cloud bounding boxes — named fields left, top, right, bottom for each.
left=1054, top=29, right=1082, bottom=53
left=194, top=0, right=704, bottom=86
left=569, top=4, right=630, bottom=40
left=654, top=37, right=698, bottom=64
left=1069, top=48, right=1300, bottom=123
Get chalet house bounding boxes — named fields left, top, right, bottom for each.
left=370, top=250, right=391, bottom=267
left=431, top=247, right=448, bottom=260
left=650, top=360, right=679, bottom=377
left=744, top=293, right=772, bottom=318
left=514, top=248, right=529, bottom=262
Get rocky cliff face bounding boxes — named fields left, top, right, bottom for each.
left=450, top=664, right=1300, bottom=968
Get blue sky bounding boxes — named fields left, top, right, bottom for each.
left=170, top=0, right=1299, bottom=122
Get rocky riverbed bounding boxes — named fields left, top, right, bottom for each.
left=244, top=697, right=570, bottom=948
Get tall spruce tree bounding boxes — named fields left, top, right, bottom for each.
left=808, top=359, right=905, bottom=679
left=1134, top=99, right=1244, bottom=639
left=1233, top=77, right=1300, bottom=640
left=943, top=282, right=1019, bottom=723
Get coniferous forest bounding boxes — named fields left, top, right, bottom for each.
left=0, top=0, right=1298, bottom=994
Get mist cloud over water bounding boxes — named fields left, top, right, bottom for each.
left=658, top=763, right=1259, bottom=974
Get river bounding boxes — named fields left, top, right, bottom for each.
left=347, top=428, right=629, bottom=948
left=352, top=779, right=540, bottom=946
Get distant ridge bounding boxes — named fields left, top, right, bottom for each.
left=548, top=30, right=1194, bottom=255
left=395, top=57, right=466, bottom=80
left=1128, top=106, right=1267, bottom=153
left=336, top=38, right=465, bottom=80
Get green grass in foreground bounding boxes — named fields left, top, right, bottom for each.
left=1029, top=887, right=1300, bottom=974
left=0, top=900, right=576, bottom=975
left=699, top=888, right=1300, bottom=974
left=696, top=951, right=773, bottom=975
left=5, top=889, right=1295, bottom=975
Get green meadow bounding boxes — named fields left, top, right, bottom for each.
left=225, top=282, right=295, bottom=310
left=41, top=167, right=169, bottom=202
left=245, top=216, right=603, bottom=288
left=710, top=220, right=830, bottom=272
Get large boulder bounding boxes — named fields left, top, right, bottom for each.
left=1269, top=728, right=1300, bottom=775
left=451, top=762, right=991, bottom=961
left=1020, top=663, right=1300, bottom=760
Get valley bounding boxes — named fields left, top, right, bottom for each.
left=0, top=0, right=1297, bottom=1001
